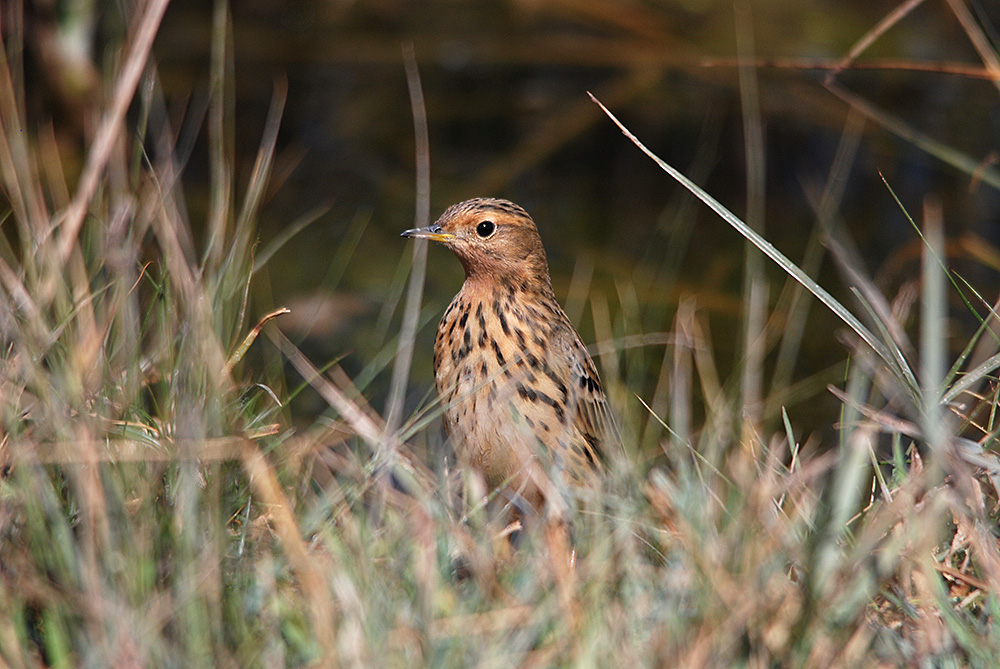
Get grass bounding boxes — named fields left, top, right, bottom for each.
left=3, top=2, right=1000, bottom=667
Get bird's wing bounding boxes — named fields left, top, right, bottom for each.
left=545, top=321, right=620, bottom=469
left=571, top=344, right=620, bottom=464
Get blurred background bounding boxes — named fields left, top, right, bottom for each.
left=24, top=0, right=1000, bottom=440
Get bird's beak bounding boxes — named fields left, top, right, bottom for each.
left=400, top=223, right=455, bottom=242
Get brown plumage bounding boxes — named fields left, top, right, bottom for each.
left=402, top=198, right=617, bottom=514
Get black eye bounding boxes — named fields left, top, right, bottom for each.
left=476, top=220, right=495, bottom=238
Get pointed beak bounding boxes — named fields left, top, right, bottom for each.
left=401, top=223, right=455, bottom=242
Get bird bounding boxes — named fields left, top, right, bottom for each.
left=402, top=198, right=617, bottom=517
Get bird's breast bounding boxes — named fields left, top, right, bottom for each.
left=432, top=283, right=605, bottom=492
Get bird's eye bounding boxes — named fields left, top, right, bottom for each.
left=476, top=220, right=496, bottom=238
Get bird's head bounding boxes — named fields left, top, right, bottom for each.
left=402, top=198, right=551, bottom=287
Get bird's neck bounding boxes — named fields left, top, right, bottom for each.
left=461, top=269, right=555, bottom=304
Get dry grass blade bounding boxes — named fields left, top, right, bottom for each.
left=827, top=0, right=927, bottom=81
left=53, top=0, right=171, bottom=275
left=827, top=384, right=922, bottom=438
left=943, top=350, right=1000, bottom=404
left=701, top=55, right=1000, bottom=79
left=384, top=43, right=431, bottom=437
left=769, top=110, right=864, bottom=398
left=271, top=328, right=389, bottom=453
left=225, top=307, right=290, bottom=373
left=0, top=21, right=49, bottom=233
left=802, top=184, right=914, bottom=361
left=239, top=440, right=339, bottom=666
left=203, top=0, right=234, bottom=273
left=271, top=328, right=435, bottom=499
left=252, top=204, right=329, bottom=273
left=943, top=0, right=1000, bottom=94
left=232, top=77, right=287, bottom=266
left=824, top=81, right=1000, bottom=192
left=920, top=196, right=948, bottom=450
left=735, top=2, right=767, bottom=434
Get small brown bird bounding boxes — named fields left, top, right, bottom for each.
left=402, top=198, right=617, bottom=515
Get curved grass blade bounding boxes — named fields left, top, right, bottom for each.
left=589, top=92, right=919, bottom=395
